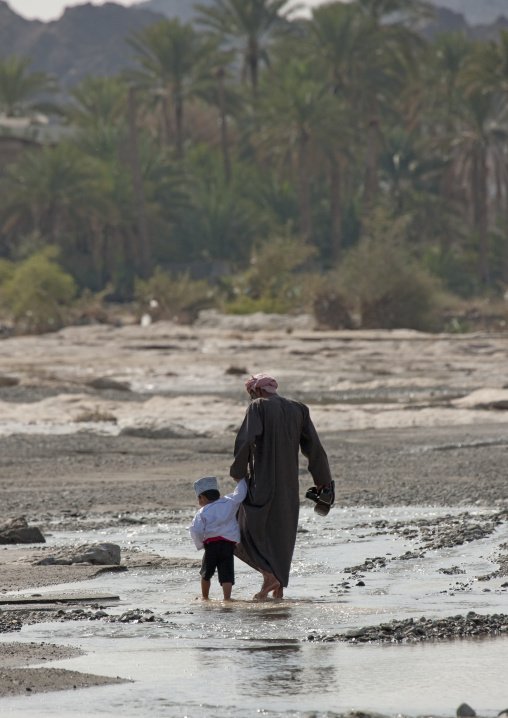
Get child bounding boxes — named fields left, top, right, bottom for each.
left=189, top=476, right=247, bottom=600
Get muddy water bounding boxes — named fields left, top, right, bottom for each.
left=2, top=506, right=508, bottom=718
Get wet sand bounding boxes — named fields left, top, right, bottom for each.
left=0, top=317, right=508, bottom=707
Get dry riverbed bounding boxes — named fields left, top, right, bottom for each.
left=1, top=315, right=508, bottom=711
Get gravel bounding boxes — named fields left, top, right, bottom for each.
left=309, top=611, right=508, bottom=644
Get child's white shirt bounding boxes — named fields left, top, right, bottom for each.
left=189, top=479, right=247, bottom=550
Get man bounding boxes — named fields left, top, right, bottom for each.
left=230, top=373, right=333, bottom=600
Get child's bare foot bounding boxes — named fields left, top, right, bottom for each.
left=253, top=572, right=280, bottom=600
left=272, top=586, right=284, bottom=599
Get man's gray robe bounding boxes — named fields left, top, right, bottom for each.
left=230, top=396, right=332, bottom=587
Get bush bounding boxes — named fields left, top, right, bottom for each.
left=324, top=210, right=443, bottom=332
left=0, top=248, right=77, bottom=334
left=312, top=288, right=354, bottom=330
left=223, top=234, right=315, bottom=315
left=135, top=268, right=217, bottom=324
left=0, top=259, right=14, bottom=284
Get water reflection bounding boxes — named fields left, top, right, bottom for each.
left=1, top=506, right=508, bottom=717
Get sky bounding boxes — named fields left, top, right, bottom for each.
left=7, top=0, right=323, bottom=22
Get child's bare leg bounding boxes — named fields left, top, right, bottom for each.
left=272, top=586, right=284, bottom=599
left=201, top=578, right=211, bottom=599
left=253, top=571, right=280, bottom=600
left=222, top=582, right=232, bottom=600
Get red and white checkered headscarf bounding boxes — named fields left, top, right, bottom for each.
left=245, top=374, right=278, bottom=395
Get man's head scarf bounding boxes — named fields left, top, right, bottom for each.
left=245, top=374, right=278, bottom=395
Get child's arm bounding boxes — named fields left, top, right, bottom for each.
left=189, top=512, right=205, bottom=550
left=224, top=478, right=248, bottom=505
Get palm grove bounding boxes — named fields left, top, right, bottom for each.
left=1, top=0, right=508, bottom=333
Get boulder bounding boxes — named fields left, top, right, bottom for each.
left=0, top=517, right=45, bottom=544
left=35, top=543, right=121, bottom=566
left=457, top=704, right=476, bottom=717
left=0, top=376, right=19, bottom=388
left=87, top=377, right=130, bottom=392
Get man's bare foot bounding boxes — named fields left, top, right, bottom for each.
left=272, top=586, right=284, bottom=599
left=253, top=572, right=280, bottom=600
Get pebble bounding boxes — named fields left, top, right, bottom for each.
left=311, top=612, right=508, bottom=644
left=0, top=606, right=167, bottom=633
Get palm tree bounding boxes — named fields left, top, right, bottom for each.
left=255, top=58, right=337, bottom=244
left=450, top=87, right=507, bottom=285
left=462, top=30, right=508, bottom=283
left=306, top=1, right=425, bottom=217
left=187, top=47, right=243, bottom=185
left=127, top=19, right=215, bottom=159
left=305, top=2, right=364, bottom=259
left=0, top=142, right=109, bottom=279
left=0, top=55, right=57, bottom=118
left=195, top=0, right=293, bottom=98
left=67, top=75, right=127, bottom=128
left=358, top=11, right=426, bottom=211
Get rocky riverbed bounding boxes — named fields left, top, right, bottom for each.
left=310, top=611, right=508, bottom=644
left=1, top=315, right=508, bottom=714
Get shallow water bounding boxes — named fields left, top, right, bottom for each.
left=2, top=506, right=508, bottom=717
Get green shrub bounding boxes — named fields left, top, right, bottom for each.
left=135, top=268, right=216, bottom=324
left=224, top=234, right=315, bottom=315
left=0, top=259, right=14, bottom=284
left=311, top=287, right=354, bottom=329
left=0, top=248, right=77, bottom=334
left=328, top=210, right=443, bottom=332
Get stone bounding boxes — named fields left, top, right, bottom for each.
left=0, top=376, right=19, bottom=387
left=34, top=543, right=121, bottom=566
left=457, top=704, right=476, bottom=717
left=0, top=517, right=45, bottom=544
left=120, top=424, right=188, bottom=440
left=77, top=543, right=121, bottom=565
left=87, top=377, right=130, bottom=392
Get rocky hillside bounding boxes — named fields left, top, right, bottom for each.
left=430, top=0, right=508, bottom=26
left=1, top=0, right=508, bottom=92
left=135, top=0, right=508, bottom=26
left=0, top=0, right=163, bottom=89
left=134, top=0, right=213, bottom=22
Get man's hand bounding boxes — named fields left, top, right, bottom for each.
left=315, top=483, right=331, bottom=492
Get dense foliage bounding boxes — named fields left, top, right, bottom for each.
left=1, top=0, right=508, bottom=331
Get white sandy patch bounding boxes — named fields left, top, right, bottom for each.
left=1, top=392, right=508, bottom=437
left=453, top=388, right=508, bottom=408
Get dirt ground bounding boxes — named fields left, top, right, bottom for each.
left=0, top=643, right=127, bottom=698
left=1, top=318, right=508, bottom=702
left=1, top=423, right=507, bottom=520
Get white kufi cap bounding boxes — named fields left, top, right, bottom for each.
left=194, top=476, right=219, bottom=497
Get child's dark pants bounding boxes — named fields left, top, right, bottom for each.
left=200, top=540, right=235, bottom=585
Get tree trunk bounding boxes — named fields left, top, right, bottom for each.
left=216, top=67, right=232, bottom=185
left=473, top=145, right=489, bottom=285
left=363, top=100, right=380, bottom=215
left=299, top=134, right=313, bottom=244
left=128, top=86, right=151, bottom=279
left=174, top=90, right=184, bottom=160
left=247, top=39, right=258, bottom=100
left=330, top=158, right=342, bottom=263
left=504, top=171, right=508, bottom=284
left=161, top=94, right=172, bottom=147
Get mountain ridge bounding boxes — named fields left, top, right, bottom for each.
left=1, top=0, right=508, bottom=92
left=0, top=1, right=164, bottom=89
